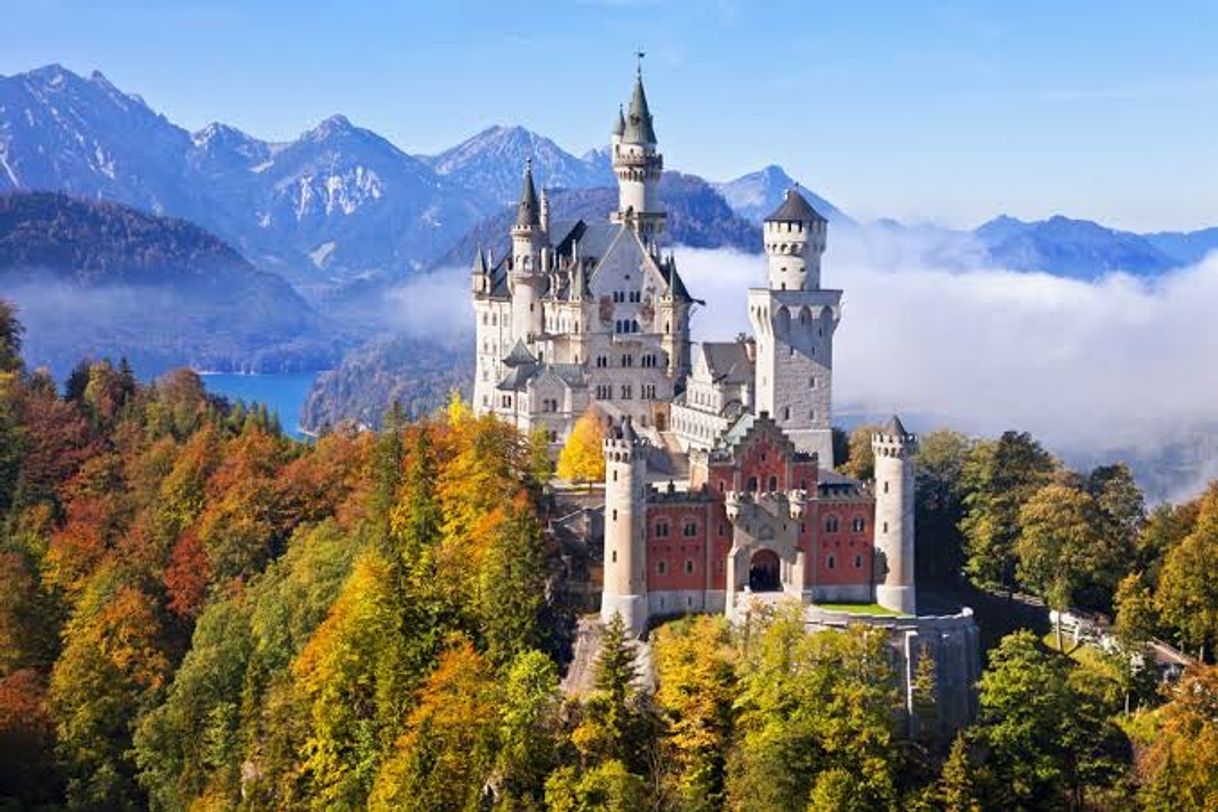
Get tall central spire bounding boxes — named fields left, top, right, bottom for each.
left=516, top=157, right=539, bottom=227
left=611, top=62, right=665, bottom=236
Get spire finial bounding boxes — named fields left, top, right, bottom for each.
left=636, top=49, right=645, bottom=78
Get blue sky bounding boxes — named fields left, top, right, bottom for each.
left=4, top=0, right=1216, bottom=230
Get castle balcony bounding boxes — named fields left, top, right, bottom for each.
left=724, top=490, right=748, bottom=520
left=787, top=489, right=807, bottom=519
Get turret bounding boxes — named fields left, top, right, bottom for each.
left=763, top=188, right=828, bottom=291
left=470, top=245, right=489, bottom=296
left=611, top=65, right=666, bottom=236
left=602, top=417, right=648, bottom=635
left=872, top=416, right=917, bottom=614
left=658, top=253, right=691, bottom=379
left=510, top=159, right=545, bottom=343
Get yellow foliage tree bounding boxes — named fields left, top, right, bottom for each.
left=556, top=410, right=605, bottom=488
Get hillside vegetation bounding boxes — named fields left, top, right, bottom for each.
left=0, top=192, right=340, bottom=377
left=3, top=301, right=1218, bottom=809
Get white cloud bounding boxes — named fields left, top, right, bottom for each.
left=675, top=239, right=1218, bottom=499
left=382, top=265, right=474, bottom=349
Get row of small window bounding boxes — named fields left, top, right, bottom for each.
left=824, top=554, right=865, bottom=570
left=595, top=353, right=661, bottom=368
left=540, top=398, right=560, bottom=413
left=614, top=319, right=642, bottom=334
left=823, top=516, right=867, bottom=533
left=595, top=384, right=656, bottom=400
left=611, top=291, right=643, bottom=303
left=656, top=559, right=696, bottom=576
left=654, top=520, right=698, bottom=538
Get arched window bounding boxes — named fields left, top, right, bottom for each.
left=768, top=476, right=778, bottom=491
left=852, top=517, right=865, bottom=532
left=655, top=520, right=669, bottom=538
left=657, top=560, right=667, bottom=575
left=684, top=559, right=695, bottom=575
left=747, top=476, right=758, bottom=492
left=825, top=516, right=840, bottom=533
left=826, top=554, right=836, bottom=570
left=683, top=521, right=698, bottom=537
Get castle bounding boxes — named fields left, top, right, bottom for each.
left=471, top=68, right=979, bottom=724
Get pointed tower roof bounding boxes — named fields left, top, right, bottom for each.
left=664, top=255, right=691, bottom=302
left=764, top=187, right=826, bottom=224
left=503, top=338, right=538, bottom=367
left=516, top=159, right=540, bottom=227
left=619, top=416, right=638, bottom=443
left=612, top=105, right=625, bottom=137
left=622, top=71, right=657, bottom=144
left=883, top=415, right=910, bottom=437
left=471, top=244, right=488, bottom=276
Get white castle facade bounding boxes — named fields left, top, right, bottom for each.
left=470, top=68, right=979, bottom=727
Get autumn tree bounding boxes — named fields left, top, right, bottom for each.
left=838, top=422, right=883, bottom=481
left=1015, top=482, right=1105, bottom=650
left=572, top=612, right=645, bottom=771
left=937, top=733, right=981, bottom=812
left=557, top=409, right=605, bottom=487
left=729, top=604, right=901, bottom=811
left=292, top=551, right=405, bottom=806
left=495, top=649, right=562, bottom=806
left=50, top=574, right=171, bottom=809
left=1156, top=483, right=1218, bottom=660
left=972, top=630, right=1129, bottom=809
left=477, top=493, right=549, bottom=667
left=960, top=431, right=1056, bottom=593
left=367, top=640, right=499, bottom=811
left=652, top=614, right=736, bottom=809
left=1136, top=664, right=1218, bottom=810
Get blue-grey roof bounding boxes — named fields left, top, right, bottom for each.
left=497, top=363, right=540, bottom=391
left=622, top=75, right=657, bottom=144
left=765, top=188, right=826, bottom=224
left=503, top=338, right=537, bottom=367
left=517, top=162, right=540, bottom=227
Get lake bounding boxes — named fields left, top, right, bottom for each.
left=199, top=372, right=320, bottom=439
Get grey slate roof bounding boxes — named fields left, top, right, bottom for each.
left=497, top=363, right=540, bottom=391
left=612, top=105, right=625, bottom=136
left=503, top=338, right=537, bottom=367
left=764, top=188, right=826, bottom=224
left=622, top=75, right=658, bottom=144
left=883, top=414, right=910, bottom=437
left=701, top=341, right=754, bottom=385
left=516, top=162, right=540, bottom=227
left=549, top=364, right=588, bottom=388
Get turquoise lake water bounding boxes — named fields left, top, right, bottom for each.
left=199, top=372, right=319, bottom=438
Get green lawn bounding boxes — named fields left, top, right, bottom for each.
left=816, top=602, right=899, bottom=616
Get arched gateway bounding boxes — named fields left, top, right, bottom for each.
left=748, top=549, right=781, bottom=592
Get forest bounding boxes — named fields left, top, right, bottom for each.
left=1, top=296, right=1217, bottom=811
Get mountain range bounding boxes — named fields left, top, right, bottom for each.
left=6, top=64, right=1216, bottom=299
left=4, top=62, right=1218, bottom=391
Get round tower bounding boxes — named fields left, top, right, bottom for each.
left=612, top=66, right=665, bottom=236
left=601, top=417, right=648, bottom=635
left=510, top=159, right=545, bottom=342
left=872, top=415, right=917, bottom=614
left=763, top=188, right=827, bottom=291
